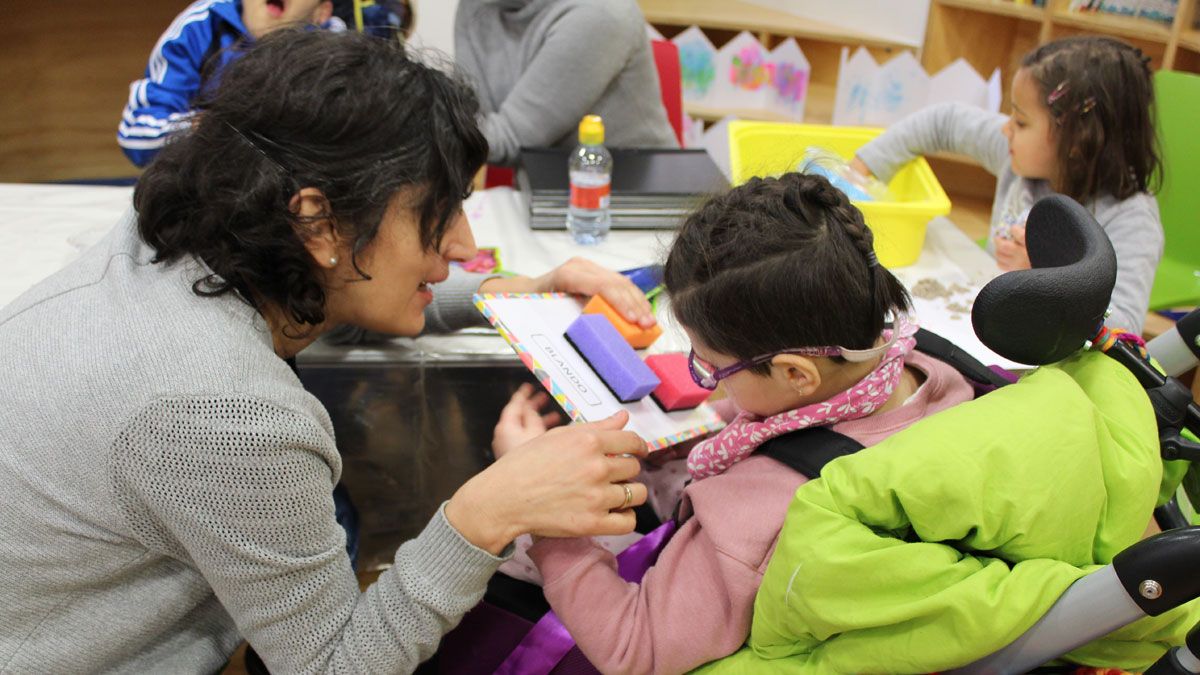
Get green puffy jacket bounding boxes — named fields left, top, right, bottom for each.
left=696, top=351, right=1199, bottom=673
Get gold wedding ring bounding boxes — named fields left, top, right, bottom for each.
left=620, top=483, right=633, bottom=510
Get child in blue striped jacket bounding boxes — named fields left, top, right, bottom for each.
left=117, top=0, right=343, bottom=167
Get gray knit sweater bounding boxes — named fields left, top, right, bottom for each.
left=455, top=0, right=678, bottom=165
left=856, top=102, right=1163, bottom=334
left=0, top=210, right=507, bottom=673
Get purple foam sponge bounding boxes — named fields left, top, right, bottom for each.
left=565, top=314, right=661, bottom=402
left=645, top=353, right=712, bottom=411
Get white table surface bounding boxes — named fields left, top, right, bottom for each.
left=1, top=183, right=1011, bottom=366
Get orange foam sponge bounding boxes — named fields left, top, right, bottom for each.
left=645, top=353, right=712, bottom=411
left=582, top=295, right=662, bottom=349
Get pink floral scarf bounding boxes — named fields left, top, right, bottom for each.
left=687, top=317, right=919, bottom=481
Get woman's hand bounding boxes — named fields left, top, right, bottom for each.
left=994, top=224, right=1032, bottom=271
left=479, top=257, right=656, bottom=328
left=446, top=411, right=649, bottom=555
left=492, top=383, right=563, bottom=460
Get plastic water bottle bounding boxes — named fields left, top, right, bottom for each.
left=566, top=114, right=613, bottom=245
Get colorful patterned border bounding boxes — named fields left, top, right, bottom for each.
left=643, top=422, right=724, bottom=452
left=473, top=293, right=724, bottom=450
left=474, top=292, right=584, bottom=424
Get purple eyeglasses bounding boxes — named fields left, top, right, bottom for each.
left=686, top=328, right=903, bottom=390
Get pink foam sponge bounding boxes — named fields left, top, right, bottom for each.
left=565, top=314, right=660, bottom=402
left=645, top=353, right=712, bottom=411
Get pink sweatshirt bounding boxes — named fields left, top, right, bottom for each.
left=527, top=351, right=976, bottom=674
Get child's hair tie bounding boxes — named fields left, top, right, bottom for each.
left=864, top=250, right=879, bottom=268
left=1046, top=81, right=1069, bottom=106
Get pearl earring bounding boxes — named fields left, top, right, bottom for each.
left=329, top=256, right=338, bottom=266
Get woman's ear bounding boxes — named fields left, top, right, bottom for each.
left=771, top=354, right=821, bottom=398
left=289, top=187, right=341, bottom=270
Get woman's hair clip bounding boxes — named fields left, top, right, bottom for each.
left=1079, top=97, right=1097, bottom=115
left=224, top=120, right=289, bottom=175
left=1046, top=81, right=1069, bottom=106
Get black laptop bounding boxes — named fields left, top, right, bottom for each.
left=517, top=147, right=729, bottom=230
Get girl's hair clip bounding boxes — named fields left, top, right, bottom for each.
left=1079, top=97, right=1097, bottom=115
left=1046, top=81, right=1069, bottom=106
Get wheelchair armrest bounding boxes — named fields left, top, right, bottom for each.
left=948, top=527, right=1200, bottom=674
left=1114, top=527, right=1200, bottom=616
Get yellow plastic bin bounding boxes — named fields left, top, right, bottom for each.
left=728, top=121, right=951, bottom=268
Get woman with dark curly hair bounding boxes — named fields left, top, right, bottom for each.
left=0, top=30, right=651, bottom=673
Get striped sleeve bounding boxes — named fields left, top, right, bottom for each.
left=117, top=0, right=223, bottom=167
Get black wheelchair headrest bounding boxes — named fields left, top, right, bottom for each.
left=971, top=195, right=1117, bottom=366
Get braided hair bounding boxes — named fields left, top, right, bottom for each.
left=1020, top=36, right=1160, bottom=202
left=664, top=172, right=911, bottom=375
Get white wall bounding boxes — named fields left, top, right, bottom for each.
left=745, top=0, right=931, bottom=48
left=409, top=0, right=460, bottom=58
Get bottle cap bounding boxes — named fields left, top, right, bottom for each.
left=578, top=115, right=605, bottom=145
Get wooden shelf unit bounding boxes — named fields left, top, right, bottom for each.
left=639, top=0, right=914, bottom=131
left=1048, top=5, right=1173, bottom=44
left=644, top=0, right=1198, bottom=227
left=683, top=82, right=838, bottom=126
left=638, top=0, right=916, bottom=51
left=925, top=0, right=1200, bottom=87
left=935, top=0, right=1047, bottom=22
left=643, top=0, right=1001, bottom=218
left=1181, top=29, right=1200, bottom=51
left=1175, top=26, right=1200, bottom=72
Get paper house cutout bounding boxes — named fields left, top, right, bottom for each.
left=768, top=37, right=810, bottom=119
left=985, top=68, right=1002, bottom=113
left=671, top=27, right=811, bottom=138
left=928, top=58, right=988, bottom=109
left=672, top=26, right=718, bottom=104
left=696, top=116, right=735, bottom=179
left=834, top=47, right=1001, bottom=127
left=681, top=115, right=706, bottom=149
left=714, top=31, right=773, bottom=110
left=832, top=47, right=880, bottom=127
left=875, top=51, right=929, bottom=125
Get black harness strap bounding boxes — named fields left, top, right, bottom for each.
left=755, top=426, right=866, bottom=478
left=914, top=327, right=1012, bottom=389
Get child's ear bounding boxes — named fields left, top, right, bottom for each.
left=289, top=187, right=341, bottom=270
left=314, top=1, right=334, bottom=25
left=771, top=354, right=821, bottom=398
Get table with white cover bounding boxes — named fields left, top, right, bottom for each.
left=1, top=183, right=1003, bottom=568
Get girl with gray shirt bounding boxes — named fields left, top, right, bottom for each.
left=852, top=36, right=1163, bottom=334
left=0, top=30, right=651, bottom=674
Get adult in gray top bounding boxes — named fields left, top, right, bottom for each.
left=455, top=0, right=678, bottom=165
left=0, top=30, right=650, bottom=674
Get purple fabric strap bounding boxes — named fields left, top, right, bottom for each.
left=494, top=520, right=679, bottom=675
left=988, top=364, right=1019, bottom=384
